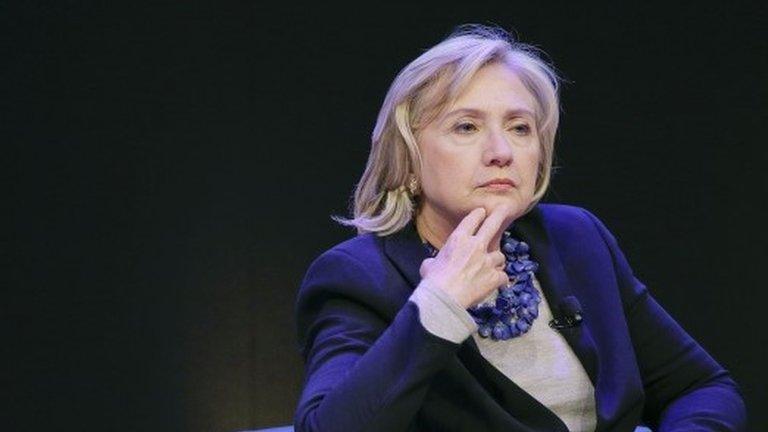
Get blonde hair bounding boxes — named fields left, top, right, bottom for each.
left=335, top=24, right=561, bottom=235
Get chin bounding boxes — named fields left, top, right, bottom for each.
left=477, top=196, right=521, bottom=210
left=476, top=197, right=531, bottom=219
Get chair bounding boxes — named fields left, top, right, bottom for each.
left=241, top=427, right=293, bottom=432
left=248, top=425, right=650, bottom=431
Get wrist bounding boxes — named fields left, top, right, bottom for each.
left=420, top=278, right=471, bottom=309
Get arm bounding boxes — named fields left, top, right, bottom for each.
left=294, top=249, right=463, bottom=432
left=582, top=209, right=747, bottom=431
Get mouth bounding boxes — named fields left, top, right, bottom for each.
left=478, top=178, right=517, bottom=190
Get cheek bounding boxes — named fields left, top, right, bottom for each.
left=420, top=144, right=472, bottom=188
left=421, top=158, right=463, bottom=196
left=521, top=149, right=542, bottom=191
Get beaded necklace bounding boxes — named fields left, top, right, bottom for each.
left=423, top=231, right=541, bottom=341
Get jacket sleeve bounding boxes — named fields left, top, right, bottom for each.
left=582, top=209, right=747, bottom=431
left=293, top=248, right=461, bottom=432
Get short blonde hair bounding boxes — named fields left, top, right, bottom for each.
left=335, top=25, right=561, bottom=235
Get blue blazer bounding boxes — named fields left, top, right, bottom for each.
left=294, top=204, right=746, bottom=431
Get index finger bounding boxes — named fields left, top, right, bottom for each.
left=453, top=207, right=487, bottom=237
left=474, top=204, right=508, bottom=245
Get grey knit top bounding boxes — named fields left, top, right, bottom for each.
left=409, top=275, right=597, bottom=432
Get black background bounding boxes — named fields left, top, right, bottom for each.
left=5, top=1, right=767, bottom=431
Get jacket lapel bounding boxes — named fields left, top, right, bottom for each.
left=512, top=207, right=600, bottom=386
left=381, top=219, right=430, bottom=289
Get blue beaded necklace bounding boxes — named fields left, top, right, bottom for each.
left=423, top=230, right=541, bottom=341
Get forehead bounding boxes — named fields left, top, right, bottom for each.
left=447, top=63, right=536, bottom=114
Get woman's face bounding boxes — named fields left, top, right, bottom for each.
left=415, top=62, right=541, bottom=232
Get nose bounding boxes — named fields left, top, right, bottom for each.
left=481, top=127, right=513, bottom=167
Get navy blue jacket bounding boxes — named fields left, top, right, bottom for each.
left=294, top=204, right=746, bottom=431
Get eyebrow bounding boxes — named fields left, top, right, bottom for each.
left=441, top=107, right=535, bottom=122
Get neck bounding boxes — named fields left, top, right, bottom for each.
left=415, top=208, right=453, bottom=250
left=415, top=205, right=509, bottom=253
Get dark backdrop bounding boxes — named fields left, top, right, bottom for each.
left=5, top=2, right=767, bottom=431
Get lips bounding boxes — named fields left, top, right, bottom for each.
left=479, top=178, right=516, bottom=188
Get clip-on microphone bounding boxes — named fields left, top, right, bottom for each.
left=549, top=296, right=583, bottom=330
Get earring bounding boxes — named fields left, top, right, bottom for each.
left=407, top=175, right=419, bottom=196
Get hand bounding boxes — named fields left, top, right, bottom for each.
left=418, top=205, right=510, bottom=309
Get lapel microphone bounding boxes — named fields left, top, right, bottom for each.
left=549, top=296, right=583, bottom=330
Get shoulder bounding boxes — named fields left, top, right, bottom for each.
left=328, top=232, right=386, bottom=261
left=535, top=203, right=607, bottom=234
left=532, top=203, right=625, bottom=255
left=298, top=232, right=392, bottom=302
left=295, top=232, right=409, bottom=342
left=305, top=233, right=387, bottom=279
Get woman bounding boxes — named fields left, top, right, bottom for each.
left=293, top=25, right=746, bottom=431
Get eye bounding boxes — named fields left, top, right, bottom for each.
left=453, top=122, right=479, bottom=134
left=510, top=122, right=532, bottom=136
